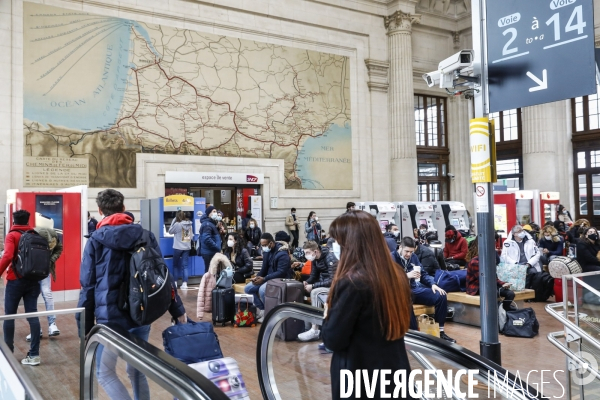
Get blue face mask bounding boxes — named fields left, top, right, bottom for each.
left=262, top=246, right=271, bottom=253
left=332, top=242, right=341, bottom=260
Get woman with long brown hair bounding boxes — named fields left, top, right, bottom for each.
left=321, top=210, right=414, bottom=400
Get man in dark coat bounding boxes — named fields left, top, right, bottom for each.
left=199, top=206, right=222, bottom=271
left=383, top=223, right=400, bottom=252
left=77, top=189, right=187, bottom=398
left=414, top=240, right=440, bottom=276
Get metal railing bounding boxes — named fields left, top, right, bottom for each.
left=256, top=303, right=544, bottom=400
left=546, top=270, right=600, bottom=399
left=82, top=324, right=229, bottom=400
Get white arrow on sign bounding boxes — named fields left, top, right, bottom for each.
left=526, top=69, right=548, bottom=92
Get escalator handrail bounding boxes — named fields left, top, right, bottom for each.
left=0, top=339, right=44, bottom=399
left=83, top=324, right=229, bottom=400
left=256, top=303, right=544, bottom=400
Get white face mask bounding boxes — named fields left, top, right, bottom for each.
left=261, top=246, right=271, bottom=253
left=305, top=253, right=316, bottom=261
left=332, top=242, right=341, bottom=260
left=392, top=230, right=400, bottom=237
left=544, top=235, right=552, bottom=241
left=315, top=217, right=319, bottom=221
left=249, top=223, right=255, bottom=228
left=210, top=213, right=218, bottom=220
left=517, top=232, right=526, bottom=239
left=227, top=240, right=235, bottom=248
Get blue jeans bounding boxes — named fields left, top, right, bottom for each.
left=244, top=281, right=267, bottom=310
left=4, top=279, right=41, bottom=357
left=96, top=325, right=151, bottom=400
left=40, top=276, right=56, bottom=326
left=172, top=249, right=189, bottom=283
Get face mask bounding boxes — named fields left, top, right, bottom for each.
left=210, top=213, right=218, bottom=220
left=262, top=246, right=271, bottom=253
left=517, top=232, right=526, bottom=239
left=227, top=240, right=234, bottom=248
left=420, top=229, right=427, bottom=235
left=315, top=217, right=319, bottom=221
left=332, top=242, right=341, bottom=260
left=392, top=230, right=400, bottom=237
left=217, top=216, right=223, bottom=221
left=589, top=234, right=598, bottom=241
left=544, top=235, right=552, bottom=241
left=291, top=213, right=295, bottom=216
left=250, top=224, right=255, bottom=228
left=305, top=253, right=316, bottom=261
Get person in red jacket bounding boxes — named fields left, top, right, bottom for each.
left=443, top=225, right=468, bottom=266
left=0, top=210, right=42, bottom=366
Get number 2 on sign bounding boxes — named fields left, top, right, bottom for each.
left=546, top=5, right=586, bottom=41
left=502, top=28, right=518, bottom=55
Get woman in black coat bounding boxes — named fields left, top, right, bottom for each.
left=321, top=211, right=414, bottom=400
left=576, top=227, right=600, bottom=272
left=223, top=233, right=253, bottom=283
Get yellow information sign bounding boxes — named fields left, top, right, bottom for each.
left=470, top=118, right=494, bottom=183
left=163, top=195, right=193, bottom=207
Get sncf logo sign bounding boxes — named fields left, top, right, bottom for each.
left=246, top=175, right=259, bottom=183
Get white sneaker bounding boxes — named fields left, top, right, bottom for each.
left=21, top=355, right=40, bottom=366
left=180, top=282, right=188, bottom=290
left=256, top=309, right=265, bottom=323
left=48, top=323, right=60, bottom=337
left=25, top=330, right=43, bottom=342
left=297, top=328, right=320, bottom=342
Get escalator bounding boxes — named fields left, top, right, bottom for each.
left=5, top=303, right=553, bottom=399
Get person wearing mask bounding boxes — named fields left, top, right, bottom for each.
left=285, top=207, right=300, bottom=248
left=443, top=225, right=468, bottom=266
left=554, top=220, right=568, bottom=242
left=321, top=211, right=414, bottom=400
left=88, top=212, right=98, bottom=235
left=383, top=223, right=400, bottom=252
left=500, top=225, right=542, bottom=274
left=391, top=236, right=455, bottom=343
left=557, top=204, right=573, bottom=227
left=576, top=227, right=600, bottom=272
left=0, top=210, right=43, bottom=365
left=244, top=218, right=262, bottom=257
left=244, top=233, right=292, bottom=323
left=345, top=202, right=356, bottom=213
left=568, top=219, right=590, bottom=245
left=305, top=211, right=322, bottom=242
left=414, top=239, right=440, bottom=276
left=466, top=238, right=515, bottom=311
left=297, top=241, right=338, bottom=343
left=169, top=211, right=193, bottom=290
left=538, top=225, right=564, bottom=266
left=241, top=210, right=252, bottom=231
left=224, top=233, right=253, bottom=284
left=199, top=206, right=222, bottom=270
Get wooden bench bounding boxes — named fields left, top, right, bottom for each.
left=233, top=283, right=246, bottom=294
left=446, top=289, right=535, bottom=327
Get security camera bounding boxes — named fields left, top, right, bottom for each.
left=447, top=173, right=455, bottom=178
left=438, top=50, right=475, bottom=74
left=422, top=71, right=441, bottom=88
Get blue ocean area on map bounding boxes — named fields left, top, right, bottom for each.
left=296, top=123, right=351, bottom=189
left=24, top=18, right=159, bottom=133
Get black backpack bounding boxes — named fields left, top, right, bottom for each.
left=11, top=230, right=51, bottom=281
left=526, top=271, right=554, bottom=302
left=119, top=231, right=174, bottom=326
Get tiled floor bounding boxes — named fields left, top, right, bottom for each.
left=0, top=284, right=585, bottom=399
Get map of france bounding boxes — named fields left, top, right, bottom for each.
left=23, top=2, right=352, bottom=189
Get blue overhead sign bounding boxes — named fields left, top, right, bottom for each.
left=486, top=0, right=596, bottom=113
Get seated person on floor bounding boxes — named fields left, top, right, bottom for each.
left=297, top=240, right=339, bottom=342
left=391, top=236, right=455, bottom=343
left=443, top=225, right=468, bottom=267
left=500, top=224, right=541, bottom=274
left=466, top=238, right=515, bottom=311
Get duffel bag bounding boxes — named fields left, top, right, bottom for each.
left=503, top=308, right=539, bottom=338
left=434, top=270, right=461, bottom=293
left=163, top=319, right=223, bottom=364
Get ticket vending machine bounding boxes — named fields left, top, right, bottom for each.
left=140, top=195, right=207, bottom=281
left=12, top=192, right=82, bottom=301
left=540, top=192, right=560, bottom=224
left=394, top=202, right=436, bottom=238
left=432, top=201, right=470, bottom=235
left=356, top=202, right=397, bottom=232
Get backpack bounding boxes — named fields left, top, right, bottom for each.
left=121, top=231, right=174, bottom=326
left=434, top=269, right=461, bottom=293
left=11, top=230, right=51, bottom=281
left=525, top=271, right=554, bottom=302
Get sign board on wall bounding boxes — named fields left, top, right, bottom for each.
left=470, top=118, right=493, bottom=183
left=24, top=157, right=89, bottom=188
left=250, top=196, right=262, bottom=229
left=165, top=171, right=264, bottom=185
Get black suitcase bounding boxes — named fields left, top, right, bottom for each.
left=212, top=288, right=235, bottom=326
left=264, top=279, right=305, bottom=341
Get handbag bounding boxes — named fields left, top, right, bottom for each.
left=233, top=298, right=256, bottom=328
left=216, top=266, right=233, bottom=289
left=188, top=357, right=250, bottom=399
left=301, top=260, right=312, bottom=275
left=163, top=319, right=223, bottom=364
left=417, top=314, right=440, bottom=338
left=497, top=263, right=527, bottom=291
left=503, top=307, right=539, bottom=338
left=189, top=240, right=198, bottom=257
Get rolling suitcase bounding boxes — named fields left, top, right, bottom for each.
left=212, top=287, right=235, bottom=326
left=264, top=279, right=304, bottom=341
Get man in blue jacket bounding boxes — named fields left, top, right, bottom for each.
left=391, top=236, right=455, bottom=343
left=77, top=189, right=187, bottom=399
left=245, top=232, right=292, bottom=323
left=199, top=206, right=222, bottom=272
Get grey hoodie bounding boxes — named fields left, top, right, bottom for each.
left=169, top=220, right=193, bottom=250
